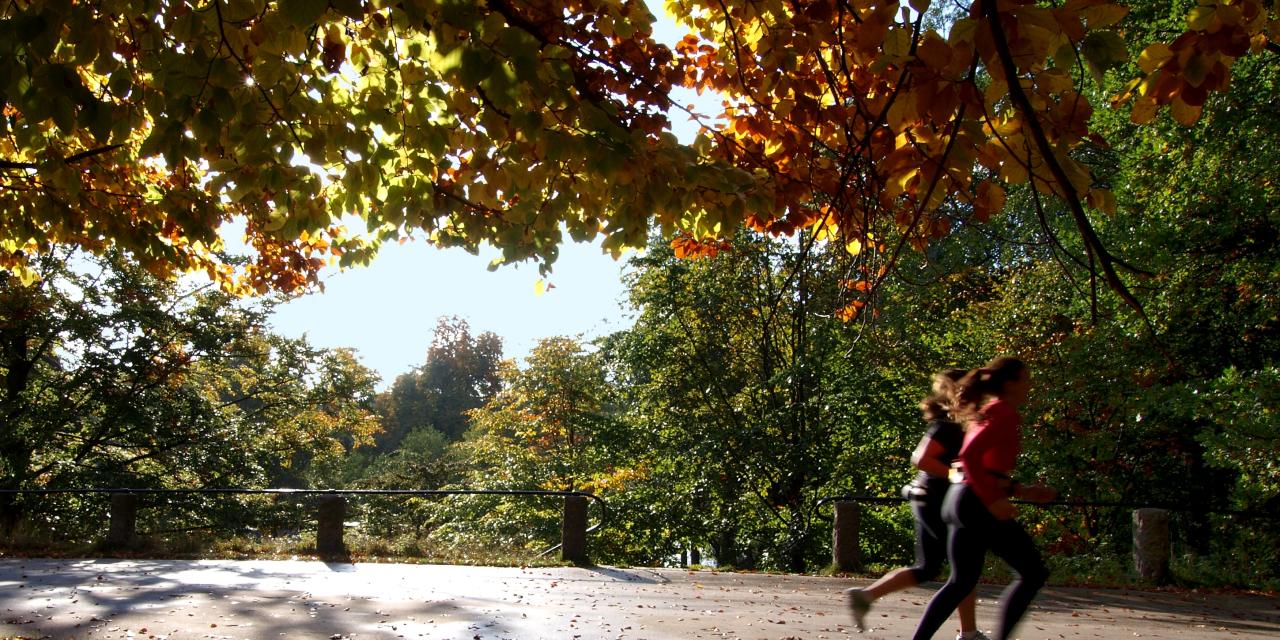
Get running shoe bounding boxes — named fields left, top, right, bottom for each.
left=843, top=587, right=872, bottom=631
left=956, top=631, right=992, bottom=640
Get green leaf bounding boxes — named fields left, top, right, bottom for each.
left=330, top=0, right=364, bottom=19
left=883, top=27, right=912, bottom=59
left=108, top=68, right=132, bottom=98
left=1080, top=30, right=1129, bottom=81
left=459, top=48, right=494, bottom=87
left=279, top=0, right=329, bottom=28
left=51, top=97, right=76, bottom=134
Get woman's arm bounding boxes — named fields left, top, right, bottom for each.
left=911, top=436, right=952, bottom=478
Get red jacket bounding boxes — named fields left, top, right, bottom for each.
left=959, top=398, right=1021, bottom=506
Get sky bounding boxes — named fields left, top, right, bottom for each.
left=268, top=239, right=637, bottom=387
left=268, top=9, right=704, bottom=388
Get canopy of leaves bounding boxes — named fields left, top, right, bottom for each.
left=3, top=0, right=1274, bottom=310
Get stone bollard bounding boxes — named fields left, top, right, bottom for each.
left=107, top=493, right=138, bottom=548
left=561, top=494, right=589, bottom=565
left=316, top=496, right=347, bottom=557
left=832, top=500, right=861, bottom=572
left=1133, top=508, right=1171, bottom=583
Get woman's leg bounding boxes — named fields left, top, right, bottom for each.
left=859, top=566, right=919, bottom=599
left=919, top=494, right=980, bottom=634
left=957, top=588, right=978, bottom=634
left=909, top=495, right=949, bottom=584
left=846, top=498, right=940, bottom=629
left=989, top=519, right=1049, bottom=640
left=912, top=488, right=988, bottom=640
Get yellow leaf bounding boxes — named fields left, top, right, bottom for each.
left=814, top=217, right=840, bottom=241
left=1136, top=43, right=1173, bottom=74
left=984, top=79, right=1008, bottom=112
left=775, top=98, right=796, bottom=118
left=535, top=279, right=548, bottom=295
left=1080, top=4, right=1130, bottom=29
left=892, top=167, right=920, bottom=196
left=1127, top=96, right=1156, bottom=123
left=845, top=238, right=862, bottom=255
left=1059, top=155, right=1093, bottom=195
left=886, top=91, right=918, bottom=131
left=1216, top=3, right=1243, bottom=28
left=1036, top=68, right=1074, bottom=94
left=1187, top=6, right=1218, bottom=31
left=999, top=156, right=1029, bottom=184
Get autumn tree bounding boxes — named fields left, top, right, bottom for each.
left=464, top=336, right=616, bottom=491
left=5, top=0, right=1275, bottom=315
left=426, top=336, right=644, bottom=555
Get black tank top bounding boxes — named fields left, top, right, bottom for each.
left=914, top=418, right=963, bottom=494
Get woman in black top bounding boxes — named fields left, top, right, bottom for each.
left=845, top=369, right=988, bottom=640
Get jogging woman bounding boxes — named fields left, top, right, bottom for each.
left=911, top=357, right=1056, bottom=640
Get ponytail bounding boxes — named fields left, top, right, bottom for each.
left=919, top=368, right=967, bottom=421
left=953, top=357, right=1026, bottom=424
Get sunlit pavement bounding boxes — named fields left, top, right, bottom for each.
left=1, top=558, right=1277, bottom=639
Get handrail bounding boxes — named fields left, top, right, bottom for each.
left=0, top=487, right=609, bottom=557
left=814, top=494, right=1274, bottom=519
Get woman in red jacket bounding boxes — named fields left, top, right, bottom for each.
left=911, top=357, right=1057, bottom=640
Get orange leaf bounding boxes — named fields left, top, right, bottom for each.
left=975, top=180, right=1006, bottom=222
left=1087, top=188, right=1117, bottom=215
left=1169, top=95, right=1203, bottom=126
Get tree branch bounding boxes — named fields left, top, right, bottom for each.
left=0, top=144, right=125, bottom=170
left=982, top=0, right=1150, bottom=320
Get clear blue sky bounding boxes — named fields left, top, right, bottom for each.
left=268, top=8, right=702, bottom=388
left=268, top=239, right=636, bottom=387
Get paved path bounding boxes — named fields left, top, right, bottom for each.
left=1, top=558, right=1277, bottom=639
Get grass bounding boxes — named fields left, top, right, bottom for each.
left=0, top=528, right=576, bottom=568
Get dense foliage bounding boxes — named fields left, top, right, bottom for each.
left=0, top=251, right=380, bottom=539
left=3, top=0, right=1275, bottom=314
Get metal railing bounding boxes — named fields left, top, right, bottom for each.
left=817, top=493, right=1276, bottom=583
left=0, top=487, right=607, bottom=564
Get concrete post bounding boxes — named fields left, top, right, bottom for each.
left=107, top=493, right=138, bottom=548
left=832, top=500, right=861, bottom=572
left=561, top=494, right=589, bottom=565
left=316, top=496, right=347, bottom=557
left=1133, top=508, right=1171, bottom=583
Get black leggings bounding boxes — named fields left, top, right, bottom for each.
left=912, top=484, right=1049, bottom=640
left=908, top=494, right=947, bottom=584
